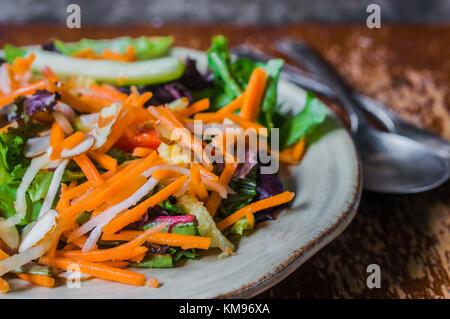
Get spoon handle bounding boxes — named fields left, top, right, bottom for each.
left=276, top=38, right=369, bottom=134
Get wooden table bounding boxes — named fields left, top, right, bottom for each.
left=1, top=24, right=448, bottom=299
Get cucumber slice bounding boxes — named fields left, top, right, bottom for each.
left=27, top=48, right=185, bottom=85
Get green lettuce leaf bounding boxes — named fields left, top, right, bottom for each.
left=28, top=171, right=53, bottom=202
left=219, top=165, right=258, bottom=217
left=3, top=44, right=27, bottom=63
left=229, top=217, right=252, bottom=236
left=130, top=253, right=173, bottom=268
left=279, top=91, right=328, bottom=149
left=53, top=36, right=174, bottom=60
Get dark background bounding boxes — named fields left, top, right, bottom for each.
left=0, top=0, right=448, bottom=25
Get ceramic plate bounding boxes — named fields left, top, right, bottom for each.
left=3, top=47, right=361, bottom=299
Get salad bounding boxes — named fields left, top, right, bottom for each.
left=0, top=35, right=327, bottom=292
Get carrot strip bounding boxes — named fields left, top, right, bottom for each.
left=90, top=84, right=128, bottom=102
left=88, top=151, right=118, bottom=172
left=0, top=249, right=9, bottom=293
left=145, top=277, right=158, bottom=288
left=61, top=131, right=85, bottom=150
left=49, top=121, right=65, bottom=160
left=292, top=137, right=306, bottom=161
left=175, top=98, right=210, bottom=118
left=98, top=109, right=137, bottom=153
left=152, top=169, right=183, bottom=180
left=73, top=154, right=104, bottom=187
left=60, top=155, right=157, bottom=221
left=190, top=163, right=208, bottom=202
left=102, top=176, right=188, bottom=234
left=101, top=261, right=129, bottom=269
left=205, top=162, right=238, bottom=217
left=60, top=89, right=104, bottom=113
left=216, top=191, right=295, bottom=231
left=217, top=91, right=246, bottom=114
left=0, top=80, right=45, bottom=108
left=102, top=231, right=212, bottom=250
left=135, top=92, right=153, bottom=108
left=40, top=256, right=146, bottom=286
left=0, top=122, right=17, bottom=133
left=198, top=166, right=219, bottom=183
left=40, top=66, right=59, bottom=84
left=106, top=175, right=147, bottom=206
left=132, top=147, right=153, bottom=158
left=10, top=53, right=35, bottom=75
left=240, top=67, right=267, bottom=121
left=15, top=273, right=55, bottom=288
left=60, top=224, right=165, bottom=262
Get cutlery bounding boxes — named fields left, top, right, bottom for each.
left=230, top=44, right=450, bottom=160
left=275, top=38, right=450, bottom=194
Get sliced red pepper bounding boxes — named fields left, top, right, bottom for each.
left=114, top=128, right=161, bottom=152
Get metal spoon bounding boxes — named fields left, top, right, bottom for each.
left=276, top=38, right=450, bottom=194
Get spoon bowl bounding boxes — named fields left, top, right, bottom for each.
left=356, top=128, right=449, bottom=193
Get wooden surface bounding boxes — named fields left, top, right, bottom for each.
left=0, top=24, right=449, bottom=299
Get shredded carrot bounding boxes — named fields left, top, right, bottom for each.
left=292, top=137, right=306, bottom=161
left=176, top=98, right=210, bottom=118
left=194, top=112, right=268, bottom=136
left=205, top=161, right=238, bottom=217
left=240, top=67, right=267, bottom=121
left=15, top=273, right=55, bottom=288
left=61, top=131, right=85, bottom=150
left=134, top=92, right=153, bottom=108
left=152, top=169, right=183, bottom=180
left=132, top=147, right=153, bottom=157
left=190, top=163, right=208, bottom=202
left=73, top=154, right=104, bottom=187
left=40, top=256, right=146, bottom=286
left=216, top=191, right=295, bottom=231
left=61, top=154, right=157, bottom=221
left=88, top=151, right=118, bottom=172
left=102, top=231, right=212, bottom=250
left=60, top=88, right=104, bottom=113
left=72, top=48, right=98, bottom=59
left=198, top=166, right=219, bottom=183
left=217, top=91, right=246, bottom=114
left=55, top=183, right=68, bottom=212
left=101, top=261, right=129, bottom=269
left=61, top=224, right=165, bottom=262
left=106, top=175, right=147, bottom=206
left=10, top=53, right=35, bottom=75
left=102, top=176, right=188, bottom=235
left=40, top=66, right=59, bottom=84
left=129, top=252, right=146, bottom=263
left=98, top=108, right=137, bottom=153
left=0, top=80, right=45, bottom=109
left=101, top=46, right=136, bottom=62
left=49, top=121, right=65, bottom=160
left=0, top=122, right=17, bottom=133
left=145, top=277, right=159, bottom=288
left=0, top=249, right=9, bottom=293
left=89, top=84, right=128, bottom=102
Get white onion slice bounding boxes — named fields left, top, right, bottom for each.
left=19, top=210, right=58, bottom=252
left=54, top=101, right=77, bottom=122
left=10, top=153, right=49, bottom=226
left=0, top=64, right=11, bottom=94
left=69, top=177, right=159, bottom=248
left=0, top=218, right=19, bottom=250
left=0, top=224, right=61, bottom=276
left=60, top=137, right=94, bottom=158
left=38, top=160, right=67, bottom=218
left=167, top=97, right=189, bottom=111
left=24, top=135, right=50, bottom=158
left=142, top=164, right=190, bottom=178
left=173, top=180, right=189, bottom=197
left=203, top=179, right=227, bottom=199
left=42, top=159, right=63, bottom=169
left=37, top=129, right=51, bottom=137
left=53, top=111, right=74, bottom=135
